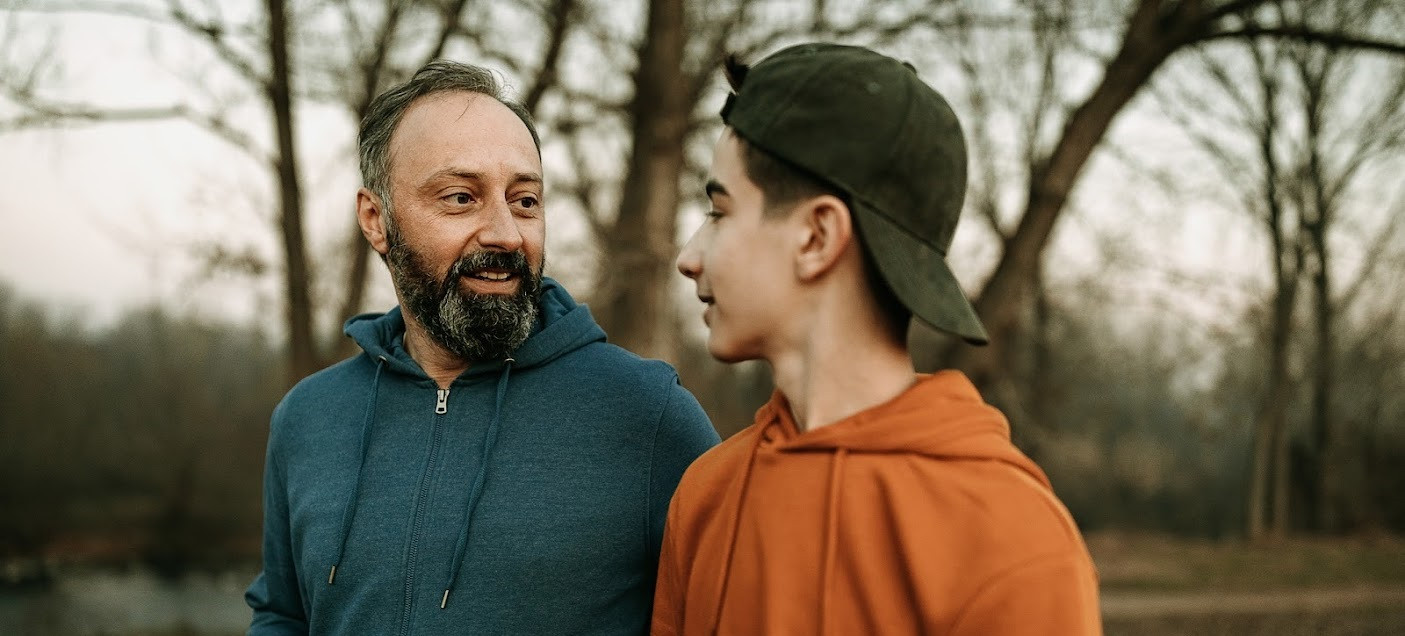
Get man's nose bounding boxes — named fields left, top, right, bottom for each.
left=477, top=199, right=525, bottom=252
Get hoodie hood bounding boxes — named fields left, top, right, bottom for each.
left=342, top=276, right=606, bottom=379
left=756, top=370, right=1046, bottom=481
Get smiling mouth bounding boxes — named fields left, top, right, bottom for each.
left=466, top=269, right=516, bottom=282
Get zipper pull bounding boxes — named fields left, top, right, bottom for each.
left=435, top=388, right=449, bottom=414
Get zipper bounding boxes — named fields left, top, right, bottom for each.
left=399, top=389, right=449, bottom=635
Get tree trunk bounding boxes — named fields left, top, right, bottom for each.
left=1309, top=209, right=1336, bottom=532
left=593, top=0, right=687, bottom=362
left=944, top=0, right=1187, bottom=388
left=1252, top=270, right=1297, bottom=540
left=1299, top=53, right=1338, bottom=533
left=265, top=0, right=315, bottom=385
left=1247, top=37, right=1298, bottom=540
left=1247, top=397, right=1275, bottom=540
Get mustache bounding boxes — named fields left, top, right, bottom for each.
left=440, top=250, right=533, bottom=295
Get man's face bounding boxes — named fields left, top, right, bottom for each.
left=380, top=91, right=546, bottom=361
left=676, top=131, right=797, bottom=363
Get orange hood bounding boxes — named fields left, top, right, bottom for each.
left=757, top=370, right=1049, bottom=484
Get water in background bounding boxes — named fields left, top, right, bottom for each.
left=0, top=568, right=254, bottom=635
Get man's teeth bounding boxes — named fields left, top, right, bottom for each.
left=471, top=271, right=512, bottom=281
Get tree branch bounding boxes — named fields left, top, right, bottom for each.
left=1198, top=26, right=1405, bottom=56
left=163, top=0, right=267, bottom=86
left=521, top=0, right=576, bottom=115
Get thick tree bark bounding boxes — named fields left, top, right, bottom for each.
left=593, top=0, right=687, bottom=361
left=265, top=0, right=315, bottom=385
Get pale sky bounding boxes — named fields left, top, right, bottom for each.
left=3, top=4, right=1396, bottom=344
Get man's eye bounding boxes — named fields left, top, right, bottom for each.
left=447, top=193, right=473, bottom=205
left=517, top=196, right=539, bottom=209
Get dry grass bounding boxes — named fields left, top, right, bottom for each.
left=1091, top=532, right=1405, bottom=634
left=1088, top=531, right=1405, bottom=591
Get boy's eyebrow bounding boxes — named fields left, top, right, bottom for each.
left=705, top=179, right=729, bottom=199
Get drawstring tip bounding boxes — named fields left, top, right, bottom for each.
left=328, top=565, right=338, bottom=585
left=441, top=589, right=451, bottom=609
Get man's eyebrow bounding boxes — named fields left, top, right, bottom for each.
left=705, top=179, right=728, bottom=199
left=421, top=169, right=543, bottom=186
left=423, top=169, right=481, bottom=184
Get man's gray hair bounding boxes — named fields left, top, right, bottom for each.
left=358, top=60, right=542, bottom=214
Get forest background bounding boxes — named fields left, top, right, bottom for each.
left=2, top=0, right=1404, bottom=633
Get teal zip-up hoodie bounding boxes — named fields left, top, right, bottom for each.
left=245, top=278, right=719, bottom=634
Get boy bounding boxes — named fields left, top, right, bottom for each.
left=654, top=43, right=1101, bottom=635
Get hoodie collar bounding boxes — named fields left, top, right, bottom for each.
left=341, top=276, right=606, bottom=381
left=755, top=371, right=1037, bottom=468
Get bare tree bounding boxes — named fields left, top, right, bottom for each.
left=0, top=0, right=577, bottom=382
left=935, top=0, right=1405, bottom=398
left=1155, top=0, right=1405, bottom=539
left=1278, top=0, right=1405, bottom=533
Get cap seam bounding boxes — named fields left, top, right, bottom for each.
left=750, top=54, right=831, bottom=140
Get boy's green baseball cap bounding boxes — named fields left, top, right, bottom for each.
left=721, top=42, right=988, bottom=345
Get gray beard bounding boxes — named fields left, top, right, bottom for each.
left=385, top=222, right=542, bottom=363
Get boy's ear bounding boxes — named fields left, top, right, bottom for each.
left=357, top=187, right=390, bottom=256
left=794, top=195, right=855, bottom=282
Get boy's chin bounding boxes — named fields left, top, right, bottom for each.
left=706, top=336, right=760, bottom=364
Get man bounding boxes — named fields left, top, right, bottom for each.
left=245, top=60, right=719, bottom=634
left=654, top=44, right=1101, bottom=635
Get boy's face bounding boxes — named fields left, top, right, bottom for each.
left=676, top=131, right=799, bottom=363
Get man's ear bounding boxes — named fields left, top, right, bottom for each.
left=357, top=187, right=390, bottom=256
left=794, top=195, right=854, bottom=282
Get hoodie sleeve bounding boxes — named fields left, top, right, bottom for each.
left=647, top=377, right=718, bottom=555
left=245, top=404, right=309, bottom=635
left=651, top=490, right=687, bottom=636
left=947, top=551, right=1102, bottom=636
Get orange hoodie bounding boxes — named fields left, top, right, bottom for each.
left=652, top=371, right=1101, bottom=635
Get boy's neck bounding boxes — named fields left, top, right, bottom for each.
left=768, top=312, right=916, bottom=433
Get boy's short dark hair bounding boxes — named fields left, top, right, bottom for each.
left=736, top=135, right=912, bottom=342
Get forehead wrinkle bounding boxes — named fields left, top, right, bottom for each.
left=419, top=169, right=543, bottom=188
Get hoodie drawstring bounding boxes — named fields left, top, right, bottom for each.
left=819, top=448, right=847, bottom=636
left=440, top=358, right=515, bottom=609
left=329, top=356, right=386, bottom=586
left=709, top=413, right=773, bottom=635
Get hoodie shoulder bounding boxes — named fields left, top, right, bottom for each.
left=670, top=423, right=762, bottom=509
left=269, top=354, right=381, bottom=444
left=565, top=340, right=687, bottom=393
